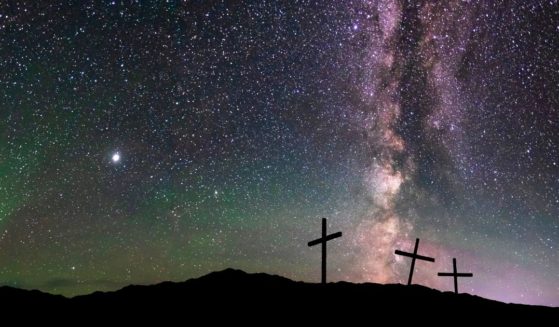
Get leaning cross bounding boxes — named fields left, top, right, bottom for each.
left=308, top=218, right=342, bottom=284
left=437, top=258, right=473, bottom=294
left=395, top=238, right=435, bottom=285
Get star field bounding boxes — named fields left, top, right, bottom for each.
left=0, top=1, right=558, bottom=306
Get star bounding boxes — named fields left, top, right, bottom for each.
left=112, top=153, right=121, bottom=163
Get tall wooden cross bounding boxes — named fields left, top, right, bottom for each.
left=307, top=218, right=342, bottom=284
left=437, top=258, right=473, bottom=294
left=395, top=238, right=435, bottom=285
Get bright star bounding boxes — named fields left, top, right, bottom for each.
left=112, top=153, right=121, bottom=163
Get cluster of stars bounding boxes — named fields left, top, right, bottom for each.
left=0, top=1, right=557, bottom=306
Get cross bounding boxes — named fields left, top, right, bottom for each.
left=395, top=238, right=435, bottom=285
left=437, top=258, right=473, bottom=294
left=307, top=218, right=342, bottom=284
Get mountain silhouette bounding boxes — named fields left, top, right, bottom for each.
left=1, top=269, right=557, bottom=321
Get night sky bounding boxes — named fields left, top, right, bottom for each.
left=1, top=0, right=558, bottom=306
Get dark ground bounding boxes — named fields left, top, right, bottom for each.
left=1, top=268, right=557, bottom=322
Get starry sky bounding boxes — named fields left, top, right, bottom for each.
left=0, top=0, right=558, bottom=306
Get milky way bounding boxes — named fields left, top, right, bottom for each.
left=0, top=1, right=557, bottom=306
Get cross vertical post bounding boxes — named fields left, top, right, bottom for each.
left=453, top=258, right=458, bottom=294
left=321, top=218, right=327, bottom=284
left=407, top=238, right=419, bottom=285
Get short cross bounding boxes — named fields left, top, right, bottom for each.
left=437, top=258, right=473, bottom=294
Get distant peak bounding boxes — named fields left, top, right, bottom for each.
left=206, top=268, right=249, bottom=277
left=218, top=268, right=247, bottom=274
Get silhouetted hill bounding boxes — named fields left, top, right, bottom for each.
left=1, top=269, right=557, bottom=321
left=0, top=285, right=67, bottom=305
